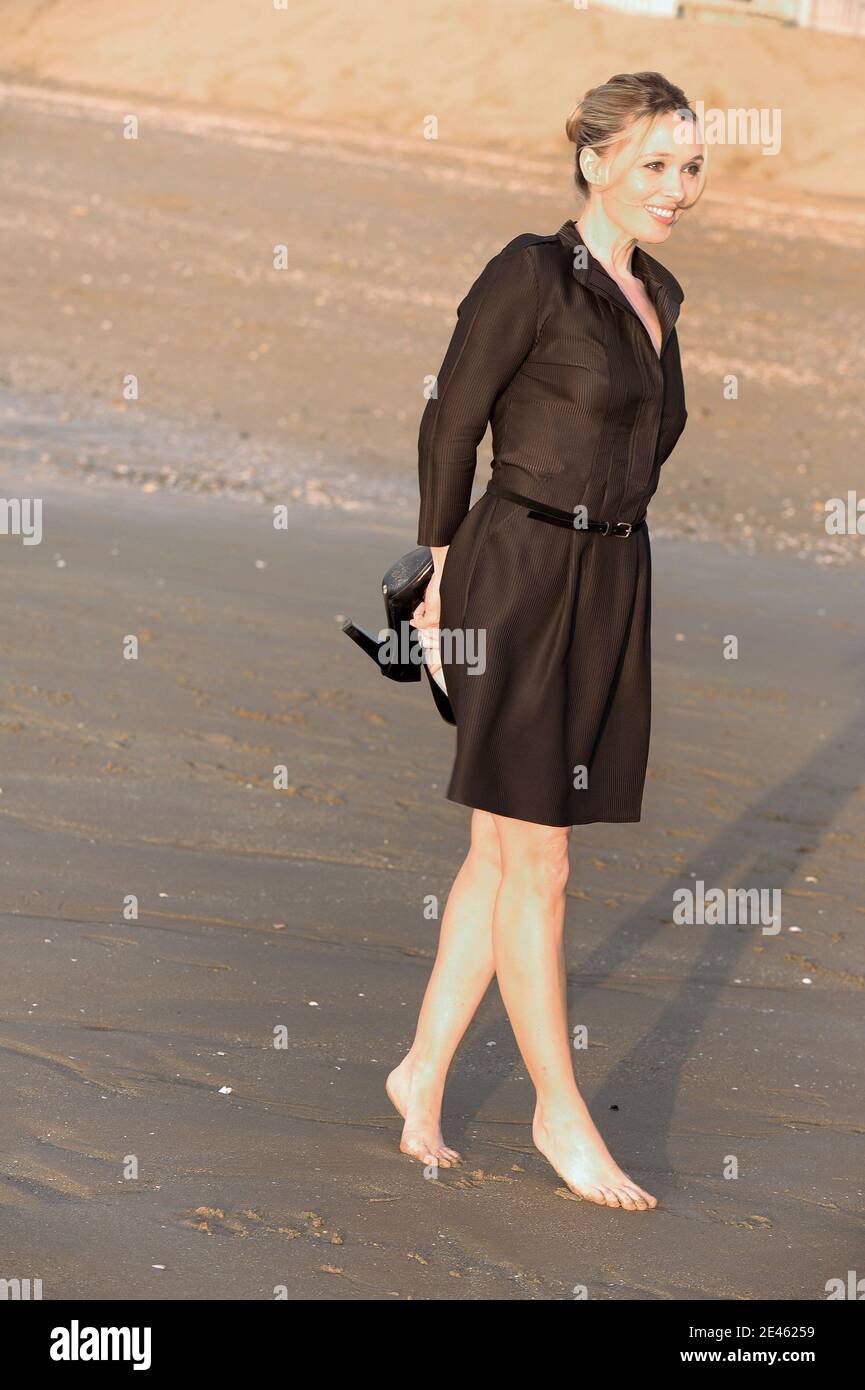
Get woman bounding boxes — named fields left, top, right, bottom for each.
left=388, top=73, right=705, bottom=1211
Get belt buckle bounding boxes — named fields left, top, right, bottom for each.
left=611, top=520, right=632, bottom=537
left=596, top=520, right=611, bottom=536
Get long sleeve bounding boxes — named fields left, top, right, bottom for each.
left=656, top=326, right=688, bottom=467
left=417, top=243, right=539, bottom=547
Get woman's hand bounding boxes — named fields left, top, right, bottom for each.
left=410, top=546, right=448, bottom=684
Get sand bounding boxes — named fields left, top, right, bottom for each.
left=1, top=76, right=863, bottom=567
left=1, top=475, right=863, bottom=1299
left=0, top=10, right=863, bottom=1301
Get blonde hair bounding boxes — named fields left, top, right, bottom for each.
left=566, top=71, right=707, bottom=210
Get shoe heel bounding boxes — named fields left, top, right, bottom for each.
left=341, top=619, right=384, bottom=665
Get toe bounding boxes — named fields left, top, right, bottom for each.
left=622, top=1174, right=656, bottom=1208
left=623, top=1185, right=649, bottom=1210
left=592, top=1184, right=620, bottom=1206
left=616, top=1188, right=638, bottom=1211
left=573, top=1184, right=606, bottom=1204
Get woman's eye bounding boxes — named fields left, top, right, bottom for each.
left=684, top=164, right=701, bottom=177
left=646, top=161, right=664, bottom=171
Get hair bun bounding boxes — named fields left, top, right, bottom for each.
left=566, top=85, right=599, bottom=144
left=565, top=103, right=583, bottom=145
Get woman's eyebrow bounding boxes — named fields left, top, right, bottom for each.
left=641, top=149, right=705, bottom=162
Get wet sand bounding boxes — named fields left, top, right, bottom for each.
left=0, top=76, right=863, bottom=1299
left=1, top=474, right=863, bottom=1300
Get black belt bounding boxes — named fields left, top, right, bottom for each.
left=486, top=482, right=645, bottom=537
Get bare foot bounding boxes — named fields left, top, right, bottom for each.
left=533, top=1107, right=657, bottom=1211
left=386, top=1056, right=462, bottom=1167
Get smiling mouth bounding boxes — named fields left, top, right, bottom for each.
left=645, top=204, right=677, bottom=223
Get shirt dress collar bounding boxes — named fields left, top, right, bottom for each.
left=556, top=218, right=683, bottom=354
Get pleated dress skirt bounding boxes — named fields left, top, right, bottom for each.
left=438, top=487, right=652, bottom=829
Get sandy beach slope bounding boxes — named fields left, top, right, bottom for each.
left=0, top=78, right=863, bottom=567
left=1, top=0, right=864, bottom=195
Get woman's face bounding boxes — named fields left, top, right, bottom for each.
left=591, top=111, right=704, bottom=244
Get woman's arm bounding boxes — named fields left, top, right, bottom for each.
left=416, top=242, right=539, bottom=548
left=413, top=241, right=540, bottom=677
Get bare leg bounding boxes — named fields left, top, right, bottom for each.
left=491, top=815, right=657, bottom=1211
left=386, top=810, right=500, bottom=1166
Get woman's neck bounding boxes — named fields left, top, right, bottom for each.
left=575, top=206, right=638, bottom=282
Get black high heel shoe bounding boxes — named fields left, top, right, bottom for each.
left=342, top=546, right=456, bottom=725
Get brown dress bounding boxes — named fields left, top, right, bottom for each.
left=417, top=219, right=688, bottom=827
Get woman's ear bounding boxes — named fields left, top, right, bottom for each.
left=579, top=148, right=605, bottom=186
